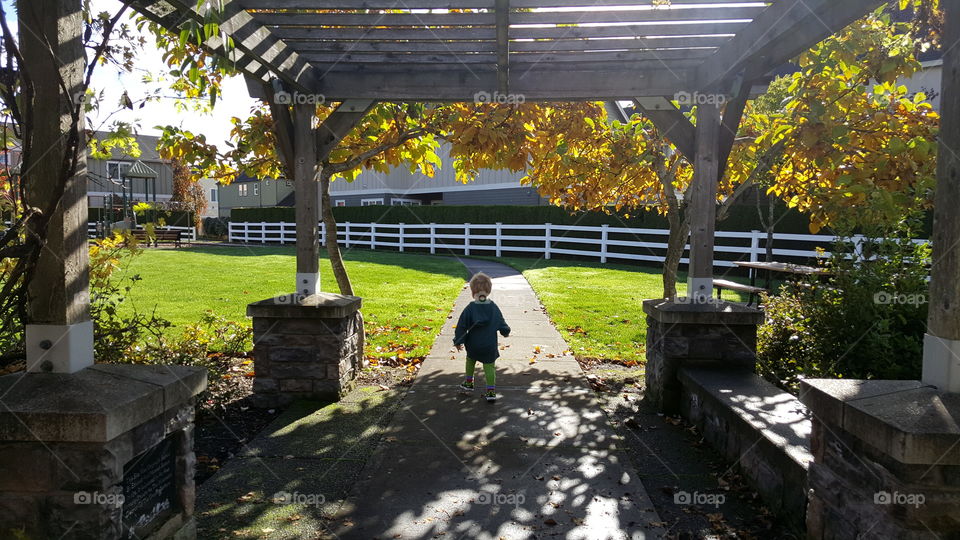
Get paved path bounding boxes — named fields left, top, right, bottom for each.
left=335, top=259, right=664, bottom=539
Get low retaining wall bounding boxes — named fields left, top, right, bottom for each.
left=678, top=367, right=813, bottom=529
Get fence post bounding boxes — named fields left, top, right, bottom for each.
left=749, top=230, right=761, bottom=263
left=260, top=221, right=267, bottom=244
left=853, top=234, right=865, bottom=261
left=243, top=222, right=249, bottom=243
left=495, top=222, right=502, bottom=258
left=344, top=221, right=351, bottom=248
left=430, top=222, right=436, bottom=254
left=228, top=223, right=235, bottom=242
left=398, top=223, right=405, bottom=253
left=371, top=223, right=377, bottom=250
left=600, top=224, right=608, bottom=264
left=319, top=221, right=325, bottom=246
left=544, top=222, right=552, bottom=260
left=464, top=223, right=471, bottom=256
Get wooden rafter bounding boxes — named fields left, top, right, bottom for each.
left=127, top=0, right=884, bottom=101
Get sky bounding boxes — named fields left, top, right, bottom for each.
left=88, top=0, right=257, bottom=149
left=3, top=0, right=257, bottom=149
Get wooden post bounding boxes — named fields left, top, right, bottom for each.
left=495, top=222, right=502, bottom=258
left=544, top=222, right=552, bottom=260
left=686, top=102, right=722, bottom=302
left=20, top=0, right=93, bottom=373
left=600, top=224, right=609, bottom=264
left=464, top=223, right=471, bottom=256
left=430, top=222, right=436, bottom=254
left=293, top=103, right=319, bottom=296
left=924, top=2, right=960, bottom=392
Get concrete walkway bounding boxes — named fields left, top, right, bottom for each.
left=335, top=259, right=664, bottom=539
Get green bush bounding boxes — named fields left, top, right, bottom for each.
left=757, top=225, right=930, bottom=392
left=202, top=216, right=230, bottom=238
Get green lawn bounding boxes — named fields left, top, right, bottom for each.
left=117, top=246, right=466, bottom=360
left=495, top=257, right=748, bottom=364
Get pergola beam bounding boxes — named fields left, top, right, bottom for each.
left=124, top=0, right=314, bottom=90
left=696, top=0, right=886, bottom=91
left=635, top=100, right=696, bottom=162
left=495, top=0, right=509, bottom=95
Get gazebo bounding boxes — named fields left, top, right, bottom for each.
left=1, top=0, right=957, bottom=538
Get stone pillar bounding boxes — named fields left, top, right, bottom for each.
left=0, top=365, right=207, bottom=539
left=247, top=293, right=365, bottom=407
left=801, top=380, right=960, bottom=539
left=643, top=299, right=763, bottom=414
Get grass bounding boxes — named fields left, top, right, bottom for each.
left=494, top=257, right=749, bottom=364
left=117, top=246, right=467, bottom=360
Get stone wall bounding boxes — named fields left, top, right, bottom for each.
left=679, top=368, right=812, bottom=529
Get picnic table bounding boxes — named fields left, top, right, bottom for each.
left=735, top=261, right=832, bottom=290
left=713, top=261, right=833, bottom=306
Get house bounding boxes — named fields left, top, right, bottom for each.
left=217, top=143, right=546, bottom=216
left=217, top=175, right=295, bottom=217
left=86, top=132, right=176, bottom=211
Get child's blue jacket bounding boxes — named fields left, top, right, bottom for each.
left=453, top=299, right=510, bottom=363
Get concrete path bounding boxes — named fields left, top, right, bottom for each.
left=335, top=259, right=664, bottom=539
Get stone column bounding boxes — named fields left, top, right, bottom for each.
left=801, top=379, right=960, bottom=539
left=248, top=292, right=365, bottom=407
left=0, top=365, right=207, bottom=539
left=19, top=0, right=93, bottom=374
left=643, top=299, right=763, bottom=413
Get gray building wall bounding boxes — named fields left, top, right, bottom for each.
left=86, top=132, right=175, bottom=208
left=218, top=177, right=296, bottom=217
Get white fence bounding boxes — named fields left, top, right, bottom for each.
left=87, top=222, right=197, bottom=241
left=225, top=221, right=875, bottom=268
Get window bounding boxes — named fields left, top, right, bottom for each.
left=335, top=200, right=346, bottom=207
left=107, top=161, right=132, bottom=180
left=238, top=184, right=248, bottom=196
left=253, top=183, right=260, bottom=196
left=210, top=188, right=218, bottom=202
left=391, top=198, right=421, bottom=206
left=361, top=198, right=384, bottom=206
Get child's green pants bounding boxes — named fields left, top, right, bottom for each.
left=465, top=358, right=496, bottom=387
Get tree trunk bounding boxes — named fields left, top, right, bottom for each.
left=663, top=210, right=691, bottom=300
left=319, top=170, right=354, bottom=296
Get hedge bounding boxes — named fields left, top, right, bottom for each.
left=88, top=207, right=194, bottom=227
left=230, top=203, right=816, bottom=234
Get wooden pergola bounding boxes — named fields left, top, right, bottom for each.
left=119, top=0, right=960, bottom=392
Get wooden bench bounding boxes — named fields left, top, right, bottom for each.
left=131, top=229, right=183, bottom=248
left=713, top=279, right=766, bottom=307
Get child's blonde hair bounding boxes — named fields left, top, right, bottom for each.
left=469, top=272, right=493, bottom=300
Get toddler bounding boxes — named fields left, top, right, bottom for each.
left=453, top=272, right=510, bottom=402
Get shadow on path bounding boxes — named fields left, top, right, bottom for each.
left=333, top=259, right=665, bottom=539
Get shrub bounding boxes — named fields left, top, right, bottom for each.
left=757, top=224, right=930, bottom=392
left=202, top=216, right=230, bottom=238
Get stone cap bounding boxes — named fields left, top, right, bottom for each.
left=0, top=364, right=207, bottom=443
left=643, top=298, right=764, bottom=325
left=800, top=379, right=960, bottom=465
left=681, top=368, right=813, bottom=470
left=247, top=292, right=362, bottom=319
